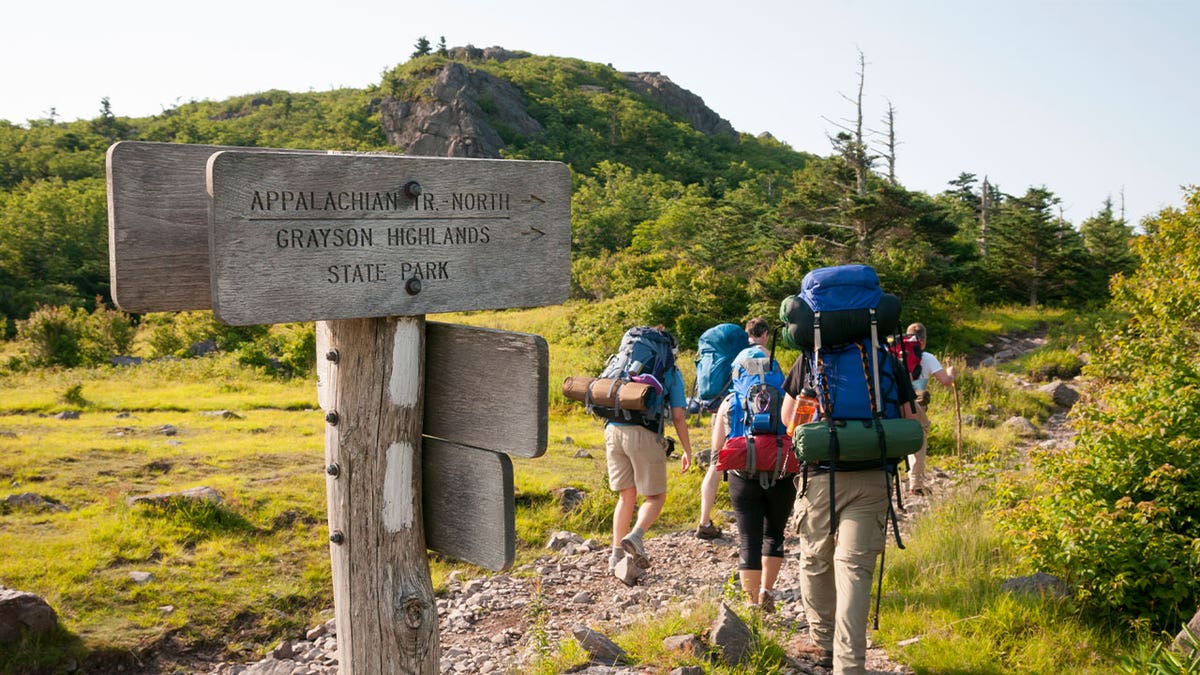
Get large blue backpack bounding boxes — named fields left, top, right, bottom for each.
left=787, top=265, right=918, bottom=460
left=786, top=265, right=923, bottom=543
left=695, top=323, right=749, bottom=402
left=591, top=326, right=677, bottom=431
left=726, top=345, right=788, bottom=439
left=713, top=345, right=801, bottom=483
left=780, top=264, right=903, bottom=351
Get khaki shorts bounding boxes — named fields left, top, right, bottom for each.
left=605, top=423, right=668, bottom=496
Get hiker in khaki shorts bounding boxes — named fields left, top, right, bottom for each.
left=604, top=331, right=693, bottom=576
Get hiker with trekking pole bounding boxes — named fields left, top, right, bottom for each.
left=892, top=323, right=958, bottom=496
left=780, top=265, right=924, bottom=674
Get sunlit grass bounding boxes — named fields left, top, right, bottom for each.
left=877, top=482, right=1122, bottom=674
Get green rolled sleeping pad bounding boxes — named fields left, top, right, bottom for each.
left=793, top=417, right=925, bottom=462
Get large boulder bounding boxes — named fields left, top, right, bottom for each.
left=1038, top=380, right=1081, bottom=409
left=0, top=588, right=58, bottom=643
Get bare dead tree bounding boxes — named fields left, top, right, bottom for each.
left=870, top=99, right=899, bottom=185
left=823, top=49, right=873, bottom=197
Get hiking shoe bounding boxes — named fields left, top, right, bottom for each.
left=620, top=531, right=651, bottom=569
left=695, top=522, right=721, bottom=540
left=790, top=637, right=833, bottom=669
left=907, top=487, right=929, bottom=497
left=608, top=549, right=625, bottom=572
left=759, top=590, right=775, bottom=614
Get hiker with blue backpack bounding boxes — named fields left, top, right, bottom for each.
left=693, top=319, right=765, bottom=540
left=594, top=326, right=693, bottom=578
left=779, top=265, right=923, bottom=674
left=708, top=317, right=799, bottom=611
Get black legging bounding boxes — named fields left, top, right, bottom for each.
left=728, top=471, right=798, bottom=570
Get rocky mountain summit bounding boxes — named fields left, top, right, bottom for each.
left=380, top=45, right=735, bottom=159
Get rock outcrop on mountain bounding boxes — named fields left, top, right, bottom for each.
left=380, top=61, right=543, bottom=158
left=379, top=46, right=736, bottom=159
left=622, top=71, right=736, bottom=138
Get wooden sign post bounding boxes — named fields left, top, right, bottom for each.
left=107, top=141, right=569, bottom=674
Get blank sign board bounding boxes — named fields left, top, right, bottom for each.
left=207, top=150, right=570, bottom=325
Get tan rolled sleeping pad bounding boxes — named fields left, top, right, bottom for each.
left=562, top=376, right=652, bottom=411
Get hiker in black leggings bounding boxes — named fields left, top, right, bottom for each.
left=728, top=468, right=797, bottom=609
left=712, top=394, right=797, bottom=610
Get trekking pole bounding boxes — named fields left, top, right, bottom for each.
left=953, top=382, right=963, bottom=459
left=872, top=545, right=885, bottom=630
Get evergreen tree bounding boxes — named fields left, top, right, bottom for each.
left=1080, top=197, right=1138, bottom=296
left=412, top=36, right=432, bottom=58
left=437, top=36, right=448, bottom=57
left=984, top=186, right=1069, bottom=306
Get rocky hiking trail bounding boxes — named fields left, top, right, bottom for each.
left=198, top=329, right=1074, bottom=675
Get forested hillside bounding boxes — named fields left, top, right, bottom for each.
left=1, top=46, right=1138, bottom=352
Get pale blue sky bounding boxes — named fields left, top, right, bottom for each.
left=4, top=0, right=1195, bottom=227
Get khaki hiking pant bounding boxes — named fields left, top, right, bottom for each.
left=795, top=469, right=889, bottom=675
left=907, top=400, right=932, bottom=492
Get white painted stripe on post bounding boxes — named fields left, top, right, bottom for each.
left=382, top=441, right=414, bottom=531
left=389, top=319, right=421, bottom=407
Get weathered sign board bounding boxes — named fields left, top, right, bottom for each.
left=107, top=141, right=303, bottom=312
left=108, top=141, right=568, bottom=673
left=423, top=321, right=547, bottom=458
left=107, top=141, right=571, bottom=321
left=206, top=150, right=570, bottom=325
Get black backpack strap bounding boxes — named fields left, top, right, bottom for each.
left=885, top=464, right=904, bottom=548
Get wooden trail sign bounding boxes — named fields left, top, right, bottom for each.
left=107, top=141, right=305, bottom=313
left=207, top=150, right=570, bottom=325
left=108, top=141, right=568, bottom=673
left=107, top=141, right=571, bottom=319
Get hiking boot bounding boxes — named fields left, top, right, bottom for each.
left=759, top=590, right=775, bottom=614
left=620, top=531, right=651, bottom=569
left=790, top=636, right=833, bottom=669
left=695, top=522, right=721, bottom=540
left=608, top=549, right=625, bottom=572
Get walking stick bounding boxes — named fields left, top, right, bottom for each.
left=953, top=382, right=963, bottom=458
left=873, top=545, right=885, bottom=630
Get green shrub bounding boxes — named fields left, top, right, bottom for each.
left=138, top=311, right=269, bottom=358
left=16, top=304, right=84, bottom=367
left=995, top=189, right=1200, bottom=631
left=80, top=299, right=135, bottom=362
left=234, top=323, right=316, bottom=378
